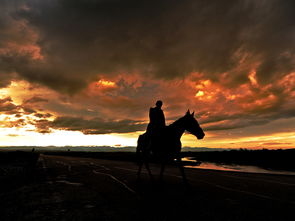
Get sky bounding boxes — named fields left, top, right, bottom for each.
left=0, top=0, right=294, bottom=149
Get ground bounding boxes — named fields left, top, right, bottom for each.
left=1, top=154, right=295, bottom=221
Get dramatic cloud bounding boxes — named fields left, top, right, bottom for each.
left=0, top=97, right=19, bottom=113
left=23, top=96, right=48, bottom=104
left=0, top=0, right=293, bottom=92
left=0, top=0, right=294, bottom=148
left=49, top=116, right=146, bottom=134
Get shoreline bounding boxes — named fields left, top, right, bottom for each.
left=1, top=150, right=295, bottom=176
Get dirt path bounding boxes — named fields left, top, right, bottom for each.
left=1, top=154, right=295, bottom=220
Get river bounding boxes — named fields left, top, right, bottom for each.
left=183, top=157, right=295, bottom=176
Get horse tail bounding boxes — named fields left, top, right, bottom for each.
left=136, top=134, right=144, bottom=154
left=136, top=134, right=145, bottom=165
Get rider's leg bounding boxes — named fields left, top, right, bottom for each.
left=159, top=161, right=165, bottom=181
left=176, top=156, right=188, bottom=184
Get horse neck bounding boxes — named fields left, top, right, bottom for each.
left=169, top=119, right=186, bottom=139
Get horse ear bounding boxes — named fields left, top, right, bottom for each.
left=191, top=111, right=195, bottom=117
left=186, top=109, right=190, bottom=115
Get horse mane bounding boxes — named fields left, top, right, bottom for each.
left=168, top=115, right=185, bottom=128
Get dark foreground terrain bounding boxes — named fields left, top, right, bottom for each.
left=1, top=152, right=295, bottom=221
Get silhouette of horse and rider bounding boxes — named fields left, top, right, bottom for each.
left=137, top=100, right=205, bottom=183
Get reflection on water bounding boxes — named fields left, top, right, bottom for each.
left=183, top=158, right=295, bottom=176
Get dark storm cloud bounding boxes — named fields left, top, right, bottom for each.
left=0, top=97, right=18, bottom=112
left=33, top=113, right=52, bottom=118
left=201, top=106, right=295, bottom=131
left=23, top=96, right=48, bottom=104
left=203, top=118, right=269, bottom=131
left=34, top=119, right=52, bottom=133
left=49, top=116, right=146, bottom=134
left=22, top=106, right=36, bottom=114
left=0, top=96, right=49, bottom=117
left=0, top=0, right=35, bottom=88
left=0, top=118, right=26, bottom=128
left=0, top=96, right=40, bottom=116
left=0, top=0, right=292, bottom=92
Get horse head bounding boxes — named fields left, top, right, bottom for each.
left=182, top=110, right=205, bottom=140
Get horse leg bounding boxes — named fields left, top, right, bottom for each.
left=177, top=156, right=188, bottom=184
left=137, top=160, right=143, bottom=178
left=144, top=161, right=154, bottom=181
left=159, top=161, right=165, bottom=181
left=136, top=145, right=144, bottom=180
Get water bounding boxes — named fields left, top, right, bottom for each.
left=2, top=147, right=295, bottom=176
left=183, top=158, right=295, bottom=176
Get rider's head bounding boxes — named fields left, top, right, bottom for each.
left=156, top=100, right=163, bottom=108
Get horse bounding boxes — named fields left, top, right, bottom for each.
left=136, top=110, right=205, bottom=183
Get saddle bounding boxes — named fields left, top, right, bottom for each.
left=144, top=127, right=171, bottom=157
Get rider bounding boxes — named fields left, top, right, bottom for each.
left=146, top=100, right=166, bottom=146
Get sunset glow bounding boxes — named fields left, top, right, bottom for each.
left=96, top=80, right=116, bottom=88
left=0, top=0, right=294, bottom=150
